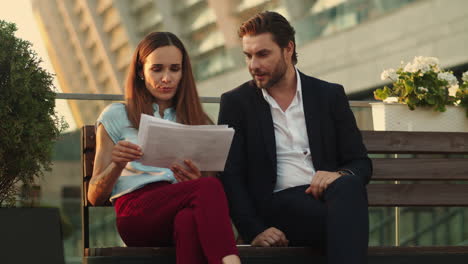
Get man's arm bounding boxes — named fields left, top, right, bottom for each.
left=332, top=85, right=373, bottom=184
left=218, top=92, right=268, bottom=243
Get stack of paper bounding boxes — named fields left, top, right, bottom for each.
left=137, top=114, right=234, bottom=171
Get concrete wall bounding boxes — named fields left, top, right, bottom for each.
left=39, top=161, right=81, bottom=206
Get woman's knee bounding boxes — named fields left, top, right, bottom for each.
left=174, top=209, right=196, bottom=234
left=197, top=177, right=223, bottom=191
left=194, top=177, right=230, bottom=206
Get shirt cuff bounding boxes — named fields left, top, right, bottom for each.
left=337, top=169, right=355, bottom=176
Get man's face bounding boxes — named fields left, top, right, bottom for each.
left=242, top=33, right=290, bottom=89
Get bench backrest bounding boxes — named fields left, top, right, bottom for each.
left=81, top=125, right=468, bottom=248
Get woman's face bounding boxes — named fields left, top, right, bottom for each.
left=141, top=45, right=183, bottom=107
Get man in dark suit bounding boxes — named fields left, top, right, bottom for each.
left=218, top=11, right=372, bottom=264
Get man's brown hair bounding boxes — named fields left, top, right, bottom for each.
left=238, top=11, right=298, bottom=65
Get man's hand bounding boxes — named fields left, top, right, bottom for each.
left=251, top=227, right=289, bottom=247
left=305, top=170, right=342, bottom=199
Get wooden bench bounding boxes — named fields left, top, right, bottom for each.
left=81, top=125, right=468, bottom=264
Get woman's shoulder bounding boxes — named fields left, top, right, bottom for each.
left=96, top=103, right=130, bottom=143
left=101, top=103, right=126, bottom=116
left=104, top=102, right=126, bottom=112
left=98, top=103, right=127, bottom=123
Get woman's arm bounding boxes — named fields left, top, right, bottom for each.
left=87, top=124, right=142, bottom=205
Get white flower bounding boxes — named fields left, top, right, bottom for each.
left=403, top=62, right=416, bottom=73
left=403, top=61, right=429, bottom=73
left=437, top=72, right=458, bottom=86
left=403, top=56, right=438, bottom=73
left=415, top=56, right=439, bottom=67
left=380, top=68, right=398, bottom=81
left=418, top=87, right=428, bottom=93
left=448, top=85, right=459, bottom=97
left=462, top=71, right=468, bottom=83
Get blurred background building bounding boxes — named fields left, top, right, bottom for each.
left=21, top=0, right=468, bottom=263
left=32, top=0, right=468, bottom=127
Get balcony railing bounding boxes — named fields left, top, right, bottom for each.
left=56, top=93, right=374, bottom=106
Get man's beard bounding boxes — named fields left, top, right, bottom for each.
left=252, top=56, right=288, bottom=89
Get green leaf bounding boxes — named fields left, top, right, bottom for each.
left=374, top=87, right=389, bottom=100
left=404, top=80, right=414, bottom=96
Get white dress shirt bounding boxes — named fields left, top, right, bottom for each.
left=261, top=68, right=316, bottom=192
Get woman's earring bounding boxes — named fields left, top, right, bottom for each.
left=140, top=76, right=144, bottom=80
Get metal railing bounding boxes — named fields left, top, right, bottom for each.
left=55, top=93, right=374, bottom=106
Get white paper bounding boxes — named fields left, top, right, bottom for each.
left=137, top=114, right=234, bottom=171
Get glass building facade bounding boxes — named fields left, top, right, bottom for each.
left=31, top=0, right=430, bottom=126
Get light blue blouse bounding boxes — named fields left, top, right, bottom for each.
left=96, top=103, right=177, bottom=202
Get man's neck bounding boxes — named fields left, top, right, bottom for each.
left=267, top=66, right=297, bottom=111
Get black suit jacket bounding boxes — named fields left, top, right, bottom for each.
left=218, top=71, right=372, bottom=243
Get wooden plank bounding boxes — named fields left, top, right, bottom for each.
left=83, top=125, right=95, bottom=181
left=81, top=126, right=88, bottom=208
left=369, top=246, right=468, bottom=255
left=362, top=131, right=468, bottom=154
left=372, top=158, right=468, bottom=180
left=83, top=180, right=89, bottom=206
left=84, top=152, right=95, bottom=179
left=84, top=125, right=96, bottom=150
left=85, top=246, right=468, bottom=257
left=89, top=183, right=468, bottom=208
left=367, top=184, right=468, bottom=206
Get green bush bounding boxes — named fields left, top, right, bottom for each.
left=0, top=20, right=67, bottom=206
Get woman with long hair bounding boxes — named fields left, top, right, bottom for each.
left=88, top=32, right=240, bottom=264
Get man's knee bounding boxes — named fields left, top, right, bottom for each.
left=326, top=174, right=366, bottom=199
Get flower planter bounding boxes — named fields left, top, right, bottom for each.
left=371, top=103, right=468, bottom=132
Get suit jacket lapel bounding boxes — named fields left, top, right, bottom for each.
left=300, top=72, right=323, bottom=169
left=253, top=84, right=277, bottom=173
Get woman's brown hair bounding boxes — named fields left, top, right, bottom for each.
left=125, top=32, right=211, bottom=127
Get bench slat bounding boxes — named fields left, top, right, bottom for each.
left=84, top=152, right=95, bottom=179
left=85, top=246, right=468, bottom=257
left=83, top=125, right=96, bottom=150
left=372, top=158, right=468, bottom=180
left=362, top=131, right=468, bottom=154
left=367, top=184, right=468, bottom=206
left=88, top=184, right=468, bottom=207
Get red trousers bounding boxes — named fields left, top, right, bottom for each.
left=114, top=177, right=238, bottom=264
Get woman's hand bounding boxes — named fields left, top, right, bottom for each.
left=112, top=141, right=143, bottom=169
left=171, top=160, right=202, bottom=182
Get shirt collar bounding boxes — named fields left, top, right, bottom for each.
left=152, top=103, right=176, bottom=120
left=261, top=67, right=302, bottom=108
